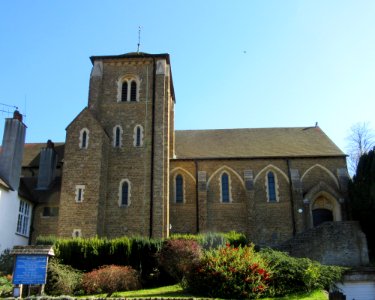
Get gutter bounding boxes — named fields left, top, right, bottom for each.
left=172, top=155, right=347, bottom=161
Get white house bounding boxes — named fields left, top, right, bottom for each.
left=0, top=111, right=33, bottom=254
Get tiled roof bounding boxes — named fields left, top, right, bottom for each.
left=20, top=127, right=344, bottom=164
left=174, top=127, right=345, bottom=159
left=22, top=143, right=64, bottom=167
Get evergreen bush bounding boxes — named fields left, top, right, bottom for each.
left=0, top=248, right=14, bottom=276
left=36, top=235, right=163, bottom=287
left=45, top=258, right=82, bottom=296
left=259, top=248, right=346, bottom=297
left=169, top=231, right=248, bottom=249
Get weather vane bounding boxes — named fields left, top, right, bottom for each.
left=137, top=26, right=142, bottom=53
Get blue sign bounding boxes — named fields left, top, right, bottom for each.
left=13, top=255, right=48, bottom=285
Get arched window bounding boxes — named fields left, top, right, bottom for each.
left=221, top=172, right=230, bottom=203
left=82, top=131, right=87, bottom=148
left=118, top=77, right=139, bottom=102
left=113, top=125, right=123, bottom=148
left=130, top=81, right=137, bottom=101
left=119, top=180, right=131, bottom=206
left=79, top=128, right=89, bottom=149
left=175, top=174, right=184, bottom=203
left=121, top=81, right=128, bottom=102
left=267, top=171, right=277, bottom=202
left=133, top=125, right=144, bottom=147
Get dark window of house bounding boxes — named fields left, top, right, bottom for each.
left=267, top=172, right=276, bottom=202
left=176, top=175, right=183, bottom=203
left=42, top=207, right=59, bottom=217
left=121, top=81, right=128, bottom=102
left=221, top=173, right=230, bottom=202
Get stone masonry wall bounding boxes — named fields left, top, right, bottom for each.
left=170, top=156, right=348, bottom=246
left=58, top=110, right=109, bottom=237
left=278, top=221, right=369, bottom=266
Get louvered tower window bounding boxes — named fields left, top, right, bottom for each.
left=130, top=81, right=137, bottom=101
left=121, top=81, right=128, bottom=102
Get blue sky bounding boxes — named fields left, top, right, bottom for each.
left=0, top=1, right=374, bottom=153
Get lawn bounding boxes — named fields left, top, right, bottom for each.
left=109, top=284, right=328, bottom=299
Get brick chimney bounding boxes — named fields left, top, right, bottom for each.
left=0, top=110, right=26, bottom=190
left=36, top=140, right=57, bottom=190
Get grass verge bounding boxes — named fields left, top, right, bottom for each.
left=109, top=284, right=328, bottom=299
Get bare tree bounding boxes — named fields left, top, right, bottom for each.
left=346, top=122, right=375, bottom=176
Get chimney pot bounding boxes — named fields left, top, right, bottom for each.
left=13, top=110, right=23, bottom=122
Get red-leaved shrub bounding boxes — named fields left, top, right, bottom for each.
left=185, top=244, right=272, bottom=299
left=82, top=265, right=141, bottom=295
left=157, top=239, right=202, bottom=282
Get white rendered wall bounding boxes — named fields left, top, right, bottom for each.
left=0, top=188, right=30, bottom=253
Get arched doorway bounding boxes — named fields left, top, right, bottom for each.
left=311, top=194, right=339, bottom=227
left=312, top=208, right=333, bottom=226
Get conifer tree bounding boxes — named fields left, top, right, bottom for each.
left=349, top=148, right=375, bottom=260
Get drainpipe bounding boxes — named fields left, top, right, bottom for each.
left=149, top=58, right=156, bottom=238
left=286, top=159, right=297, bottom=236
left=194, top=160, right=200, bottom=233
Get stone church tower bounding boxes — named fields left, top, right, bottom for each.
left=58, top=53, right=175, bottom=239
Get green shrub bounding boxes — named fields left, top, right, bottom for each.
left=0, top=275, right=13, bottom=297
left=0, top=249, right=14, bottom=276
left=259, top=248, right=346, bottom=297
left=169, top=231, right=248, bottom=250
left=36, top=235, right=163, bottom=287
left=157, top=239, right=202, bottom=282
left=185, top=244, right=271, bottom=299
left=45, top=258, right=82, bottom=296
left=82, top=265, right=141, bottom=296
left=224, top=231, right=248, bottom=247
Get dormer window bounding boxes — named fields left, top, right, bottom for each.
left=118, top=77, right=139, bottom=102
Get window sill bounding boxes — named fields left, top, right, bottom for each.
left=15, top=232, right=29, bottom=238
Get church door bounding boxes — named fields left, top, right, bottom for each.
left=312, top=208, right=333, bottom=227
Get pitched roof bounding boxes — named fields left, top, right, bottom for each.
left=174, top=127, right=345, bottom=159
left=22, top=143, right=64, bottom=167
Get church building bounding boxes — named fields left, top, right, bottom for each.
left=17, top=52, right=355, bottom=249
